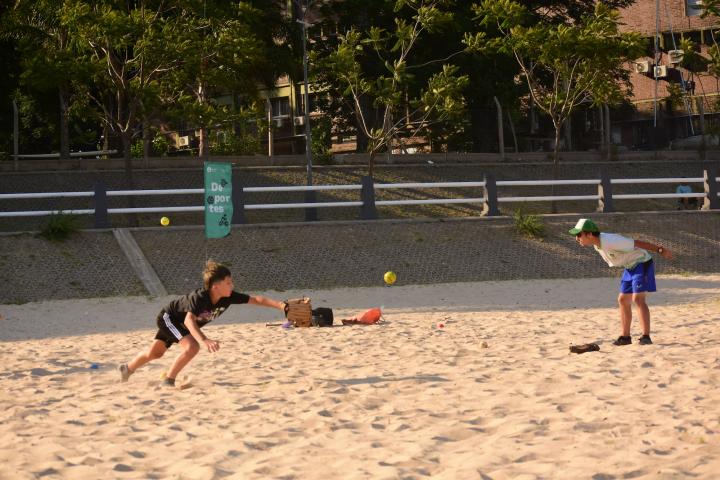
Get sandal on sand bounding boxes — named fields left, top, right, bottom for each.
left=569, top=343, right=600, bottom=354
left=638, top=335, right=653, bottom=345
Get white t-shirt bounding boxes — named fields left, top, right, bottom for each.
left=594, top=233, right=651, bottom=269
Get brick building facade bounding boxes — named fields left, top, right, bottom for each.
left=613, top=0, right=720, bottom=148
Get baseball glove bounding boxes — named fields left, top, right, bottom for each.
left=284, top=297, right=312, bottom=327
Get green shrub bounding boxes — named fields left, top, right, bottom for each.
left=152, top=134, right=170, bottom=156
left=131, top=135, right=170, bottom=157
left=38, top=213, right=80, bottom=241
left=312, top=117, right=333, bottom=165
left=130, top=140, right=143, bottom=159
left=210, top=130, right=261, bottom=155
left=513, top=209, right=545, bottom=239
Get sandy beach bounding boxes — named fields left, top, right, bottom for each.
left=1, top=275, right=719, bottom=479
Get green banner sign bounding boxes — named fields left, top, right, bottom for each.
left=204, top=162, right=233, bottom=238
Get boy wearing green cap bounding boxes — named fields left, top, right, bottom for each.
left=569, top=218, right=673, bottom=346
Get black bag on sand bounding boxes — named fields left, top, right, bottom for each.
left=311, top=308, right=334, bottom=327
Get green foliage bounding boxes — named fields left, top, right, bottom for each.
left=153, top=134, right=170, bottom=156
left=321, top=0, right=469, bottom=175
left=677, top=38, right=709, bottom=74
left=210, top=130, right=261, bottom=156
left=312, top=116, right=334, bottom=165
left=513, top=209, right=545, bottom=239
left=38, top=213, right=79, bottom=241
left=130, top=140, right=143, bottom=159
left=665, top=82, right=684, bottom=113
left=130, top=134, right=170, bottom=158
left=471, top=1, right=643, bottom=162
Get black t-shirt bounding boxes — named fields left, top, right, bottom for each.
left=163, top=289, right=250, bottom=327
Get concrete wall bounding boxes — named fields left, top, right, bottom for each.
left=2, top=211, right=718, bottom=304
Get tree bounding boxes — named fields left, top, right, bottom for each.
left=470, top=1, right=643, bottom=198
left=62, top=0, right=186, bottom=177
left=320, top=0, right=469, bottom=176
left=166, top=0, right=289, bottom=159
left=1, top=0, right=85, bottom=159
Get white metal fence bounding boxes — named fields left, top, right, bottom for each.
left=1, top=171, right=717, bottom=226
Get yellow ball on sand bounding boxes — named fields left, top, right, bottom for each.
left=384, top=271, right=397, bottom=285
left=160, top=216, right=170, bottom=226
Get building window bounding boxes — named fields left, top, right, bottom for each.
left=682, top=30, right=702, bottom=50
left=271, top=97, right=290, bottom=117
left=702, top=28, right=717, bottom=45
left=687, top=0, right=703, bottom=17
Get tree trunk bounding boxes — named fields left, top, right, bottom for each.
left=552, top=125, right=562, bottom=214
left=121, top=132, right=133, bottom=182
left=507, top=110, right=518, bottom=153
left=102, top=125, right=110, bottom=158
left=494, top=96, right=505, bottom=161
left=121, top=131, right=138, bottom=227
left=199, top=127, right=209, bottom=159
left=142, top=121, right=150, bottom=168
left=59, top=87, right=70, bottom=161
left=197, top=79, right=209, bottom=160
left=368, top=150, right=375, bottom=178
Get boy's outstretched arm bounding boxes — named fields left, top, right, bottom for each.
left=184, top=312, right=220, bottom=352
left=634, top=240, right=673, bottom=260
left=248, top=295, right=287, bottom=312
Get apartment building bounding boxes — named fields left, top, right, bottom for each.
left=616, top=0, right=720, bottom=148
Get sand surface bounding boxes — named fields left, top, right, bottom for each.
left=1, top=275, right=719, bottom=479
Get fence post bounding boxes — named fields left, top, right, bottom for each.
left=482, top=174, right=499, bottom=216
left=598, top=172, right=614, bottom=213
left=232, top=170, right=246, bottom=224
left=703, top=168, right=719, bottom=210
left=360, top=175, right=377, bottom=220
left=305, top=190, right=318, bottom=222
left=93, top=181, right=110, bottom=228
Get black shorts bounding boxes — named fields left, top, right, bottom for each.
left=154, top=311, right=190, bottom=348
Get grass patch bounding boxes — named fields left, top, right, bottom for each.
left=513, top=209, right=545, bottom=239
left=38, top=213, right=80, bottom=242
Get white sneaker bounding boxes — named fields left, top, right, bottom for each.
left=118, top=363, right=132, bottom=382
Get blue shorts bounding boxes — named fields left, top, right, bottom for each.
left=619, top=260, right=656, bottom=294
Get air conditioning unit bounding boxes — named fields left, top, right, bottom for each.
left=634, top=60, right=652, bottom=74
left=293, top=116, right=306, bottom=126
left=654, top=65, right=668, bottom=78
left=668, top=49, right=684, bottom=64
left=178, top=135, right=189, bottom=147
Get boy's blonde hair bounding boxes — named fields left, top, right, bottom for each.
left=203, top=260, right=232, bottom=290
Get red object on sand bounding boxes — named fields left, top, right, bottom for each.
left=342, top=308, right=382, bottom=325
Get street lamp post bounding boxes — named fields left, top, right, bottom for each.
left=296, top=1, right=317, bottom=221
left=299, top=17, right=313, bottom=187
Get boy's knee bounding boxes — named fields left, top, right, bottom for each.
left=632, top=295, right=647, bottom=306
left=617, top=294, right=631, bottom=306
left=148, top=348, right=165, bottom=360
left=183, top=340, right=200, bottom=356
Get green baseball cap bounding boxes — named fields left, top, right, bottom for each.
left=568, top=218, right=599, bottom=235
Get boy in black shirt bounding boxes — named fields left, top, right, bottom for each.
left=118, top=261, right=289, bottom=387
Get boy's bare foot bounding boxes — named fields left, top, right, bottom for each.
left=118, top=363, right=132, bottom=382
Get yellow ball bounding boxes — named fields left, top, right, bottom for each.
left=160, top=216, right=170, bottom=226
left=384, top=271, right=397, bottom=285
